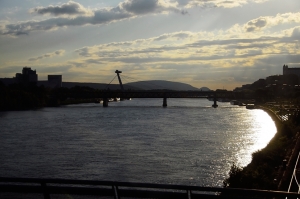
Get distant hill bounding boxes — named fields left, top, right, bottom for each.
left=1, top=78, right=211, bottom=91
left=199, top=87, right=211, bottom=91
left=61, top=82, right=138, bottom=90
left=62, top=81, right=209, bottom=91
left=124, top=80, right=199, bottom=90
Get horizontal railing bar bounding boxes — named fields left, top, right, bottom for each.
left=1, top=177, right=300, bottom=198
left=0, top=184, right=268, bottom=199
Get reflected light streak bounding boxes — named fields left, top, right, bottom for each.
left=238, top=110, right=277, bottom=167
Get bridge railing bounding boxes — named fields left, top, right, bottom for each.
left=1, top=177, right=300, bottom=199
left=288, top=151, right=300, bottom=195
left=64, top=90, right=245, bottom=99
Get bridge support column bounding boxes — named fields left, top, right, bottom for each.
left=163, top=97, right=167, bottom=107
left=212, top=95, right=218, bottom=108
left=103, top=98, right=108, bottom=107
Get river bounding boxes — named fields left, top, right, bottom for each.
left=0, top=98, right=276, bottom=187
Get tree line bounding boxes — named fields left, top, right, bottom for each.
left=0, top=81, right=102, bottom=111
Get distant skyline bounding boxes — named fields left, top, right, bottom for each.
left=1, top=0, right=300, bottom=90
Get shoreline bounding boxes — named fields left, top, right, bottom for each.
left=257, top=105, right=300, bottom=190
left=224, top=104, right=300, bottom=190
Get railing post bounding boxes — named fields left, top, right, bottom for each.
left=187, top=190, right=192, bottom=199
left=113, top=185, right=120, bottom=199
left=41, top=182, right=50, bottom=199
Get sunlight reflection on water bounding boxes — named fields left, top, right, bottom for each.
left=237, top=109, right=277, bottom=167
left=0, top=99, right=277, bottom=187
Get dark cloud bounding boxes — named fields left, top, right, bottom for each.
left=180, top=10, right=188, bottom=15
left=173, top=32, right=191, bottom=39
left=75, top=47, right=92, bottom=57
left=30, top=1, right=92, bottom=16
left=121, top=0, right=159, bottom=15
left=120, top=0, right=185, bottom=15
left=245, top=18, right=267, bottom=32
left=1, top=0, right=186, bottom=36
left=0, top=9, right=132, bottom=36
left=291, top=27, right=300, bottom=38
left=55, top=50, right=64, bottom=55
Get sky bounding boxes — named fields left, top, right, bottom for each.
left=0, top=0, right=300, bottom=90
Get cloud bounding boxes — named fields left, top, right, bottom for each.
left=30, top=1, right=93, bottom=16
left=245, top=12, right=300, bottom=32
left=0, top=0, right=186, bottom=36
left=119, top=0, right=183, bottom=15
left=28, top=50, right=65, bottom=61
left=291, top=27, right=300, bottom=38
left=72, top=21, right=300, bottom=73
left=2, top=0, right=278, bottom=37
left=179, top=0, right=270, bottom=8
left=153, top=31, right=193, bottom=41
left=245, top=18, right=267, bottom=32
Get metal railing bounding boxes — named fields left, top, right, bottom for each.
left=1, top=177, right=300, bottom=199
left=288, top=151, right=300, bottom=194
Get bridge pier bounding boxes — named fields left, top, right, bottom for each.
left=103, top=98, right=108, bottom=107
left=163, top=97, right=167, bottom=107
left=212, top=100, right=218, bottom=108
left=212, top=95, right=218, bottom=108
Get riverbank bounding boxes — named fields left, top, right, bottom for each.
left=224, top=104, right=300, bottom=191
left=257, top=106, right=300, bottom=190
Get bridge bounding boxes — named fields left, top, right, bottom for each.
left=97, top=90, right=243, bottom=107
left=64, top=70, right=246, bottom=107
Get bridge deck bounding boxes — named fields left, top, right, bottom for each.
left=66, top=90, right=245, bottom=99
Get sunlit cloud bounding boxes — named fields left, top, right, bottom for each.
left=1, top=0, right=299, bottom=89
left=71, top=15, right=300, bottom=86
left=180, top=0, right=270, bottom=8
left=244, top=12, right=300, bottom=32
left=28, top=50, right=65, bottom=61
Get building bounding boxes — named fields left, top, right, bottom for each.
left=15, top=67, right=38, bottom=84
left=0, top=67, right=64, bottom=88
left=48, top=75, right=62, bottom=88
left=283, top=64, right=300, bottom=78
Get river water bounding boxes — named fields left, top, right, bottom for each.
left=0, top=98, right=276, bottom=187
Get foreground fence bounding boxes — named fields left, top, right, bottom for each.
left=0, top=177, right=300, bottom=199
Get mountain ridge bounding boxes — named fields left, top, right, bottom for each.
left=60, top=80, right=211, bottom=91
left=124, top=80, right=203, bottom=90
